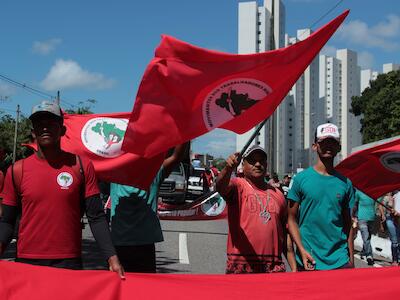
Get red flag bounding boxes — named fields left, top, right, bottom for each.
left=335, top=138, right=400, bottom=199
left=61, top=112, right=164, bottom=189
left=1, top=260, right=400, bottom=299
left=122, top=10, right=349, bottom=158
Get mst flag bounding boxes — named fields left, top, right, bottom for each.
left=61, top=112, right=164, bottom=189
left=122, top=10, right=349, bottom=157
left=335, top=138, right=400, bottom=199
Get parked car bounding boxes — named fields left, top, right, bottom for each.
left=159, top=163, right=187, bottom=204
left=187, top=167, right=216, bottom=199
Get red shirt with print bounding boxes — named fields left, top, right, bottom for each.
left=225, top=177, right=287, bottom=273
left=2, top=153, right=99, bottom=259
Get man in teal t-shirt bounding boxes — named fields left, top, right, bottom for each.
left=110, top=143, right=188, bottom=273
left=287, top=123, right=355, bottom=270
left=353, top=189, right=376, bottom=265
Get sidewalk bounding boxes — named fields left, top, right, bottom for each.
left=354, top=231, right=392, bottom=259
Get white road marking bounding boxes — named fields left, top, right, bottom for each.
left=354, top=254, right=382, bottom=268
left=179, top=233, right=190, bottom=264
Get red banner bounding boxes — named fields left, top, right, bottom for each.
left=335, top=138, right=400, bottom=199
left=61, top=112, right=164, bottom=190
left=0, top=260, right=399, bottom=299
left=122, top=11, right=349, bottom=158
left=158, top=192, right=227, bottom=220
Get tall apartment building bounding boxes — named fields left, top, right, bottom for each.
left=286, top=30, right=321, bottom=170
left=320, top=49, right=362, bottom=160
left=236, top=0, right=286, bottom=173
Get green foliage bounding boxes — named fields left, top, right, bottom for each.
left=64, top=99, right=96, bottom=114
left=351, top=70, right=400, bottom=143
left=0, top=113, right=32, bottom=170
left=92, top=122, right=125, bottom=143
left=211, top=157, right=226, bottom=171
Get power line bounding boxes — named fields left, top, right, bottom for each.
left=0, top=73, right=93, bottom=110
left=297, top=0, right=345, bottom=40
left=0, top=74, right=55, bottom=100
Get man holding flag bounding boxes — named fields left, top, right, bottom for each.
left=109, top=142, right=189, bottom=273
left=217, top=146, right=296, bottom=273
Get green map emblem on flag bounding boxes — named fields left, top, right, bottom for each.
left=81, top=117, right=128, bottom=158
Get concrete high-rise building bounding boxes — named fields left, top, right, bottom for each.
left=282, top=30, right=321, bottom=172
left=320, top=49, right=362, bottom=161
left=236, top=0, right=286, bottom=173
left=383, top=63, right=400, bottom=73
left=360, top=69, right=379, bottom=92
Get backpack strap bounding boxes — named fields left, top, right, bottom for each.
left=11, top=160, right=24, bottom=206
left=73, top=155, right=86, bottom=217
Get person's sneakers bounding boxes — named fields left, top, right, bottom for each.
left=367, top=256, right=374, bottom=266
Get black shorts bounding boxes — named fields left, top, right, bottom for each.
left=115, top=244, right=156, bottom=273
left=15, top=257, right=83, bottom=270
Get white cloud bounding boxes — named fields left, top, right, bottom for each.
left=41, top=59, right=116, bottom=91
left=32, top=38, right=62, bottom=55
left=358, top=51, right=374, bottom=69
left=0, top=82, right=15, bottom=96
left=337, top=15, right=400, bottom=52
left=192, top=129, right=235, bottom=158
left=320, top=45, right=337, bottom=57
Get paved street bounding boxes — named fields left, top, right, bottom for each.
left=2, top=216, right=393, bottom=273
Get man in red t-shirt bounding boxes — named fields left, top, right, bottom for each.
left=0, top=101, right=124, bottom=277
left=216, top=145, right=296, bottom=273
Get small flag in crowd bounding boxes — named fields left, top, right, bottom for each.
left=62, top=112, right=164, bottom=189
left=122, top=10, right=349, bottom=158
left=335, top=137, right=400, bottom=199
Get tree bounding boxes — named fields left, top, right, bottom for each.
left=0, top=113, right=32, bottom=171
left=64, top=99, right=96, bottom=114
left=211, top=157, right=226, bottom=171
left=351, top=70, right=400, bottom=143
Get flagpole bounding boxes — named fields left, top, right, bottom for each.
left=239, top=119, right=268, bottom=157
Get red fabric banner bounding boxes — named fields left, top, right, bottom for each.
left=122, top=10, right=349, bottom=158
left=158, top=192, right=227, bottom=220
left=0, top=260, right=399, bottom=299
left=61, top=112, right=164, bottom=189
left=335, top=138, right=400, bottom=199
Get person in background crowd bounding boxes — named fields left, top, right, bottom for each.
left=281, top=175, right=292, bottom=199
left=378, top=192, right=400, bottom=266
left=216, top=145, right=296, bottom=274
left=287, top=123, right=355, bottom=271
left=109, top=143, right=188, bottom=273
left=201, top=168, right=214, bottom=193
left=0, top=101, right=124, bottom=277
left=352, top=189, right=376, bottom=265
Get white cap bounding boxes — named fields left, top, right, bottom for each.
left=315, top=123, right=340, bottom=142
left=243, top=145, right=267, bottom=159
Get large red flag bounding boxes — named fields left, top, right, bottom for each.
left=122, top=10, right=349, bottom=158
left=1, top=260, right=400, bottom=300
left=335, top=137, right=400, bottom=199
left=61, top=112, right=164, bottom=189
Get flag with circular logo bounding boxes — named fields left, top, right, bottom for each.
left=62, top=112, right=165, bottom=189
left=335, top=137, right=400, bottom=199
left=122, top=10, right=349, bottom=158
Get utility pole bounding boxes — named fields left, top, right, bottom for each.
left=12, top=104, right=20, bottom=163
left=56, top=90, right=60, bottom=105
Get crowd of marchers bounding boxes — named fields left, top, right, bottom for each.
left=0, top=101, right=399, bottom=277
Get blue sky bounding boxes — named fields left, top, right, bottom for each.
left=0, top=0, right=399, bottom=158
